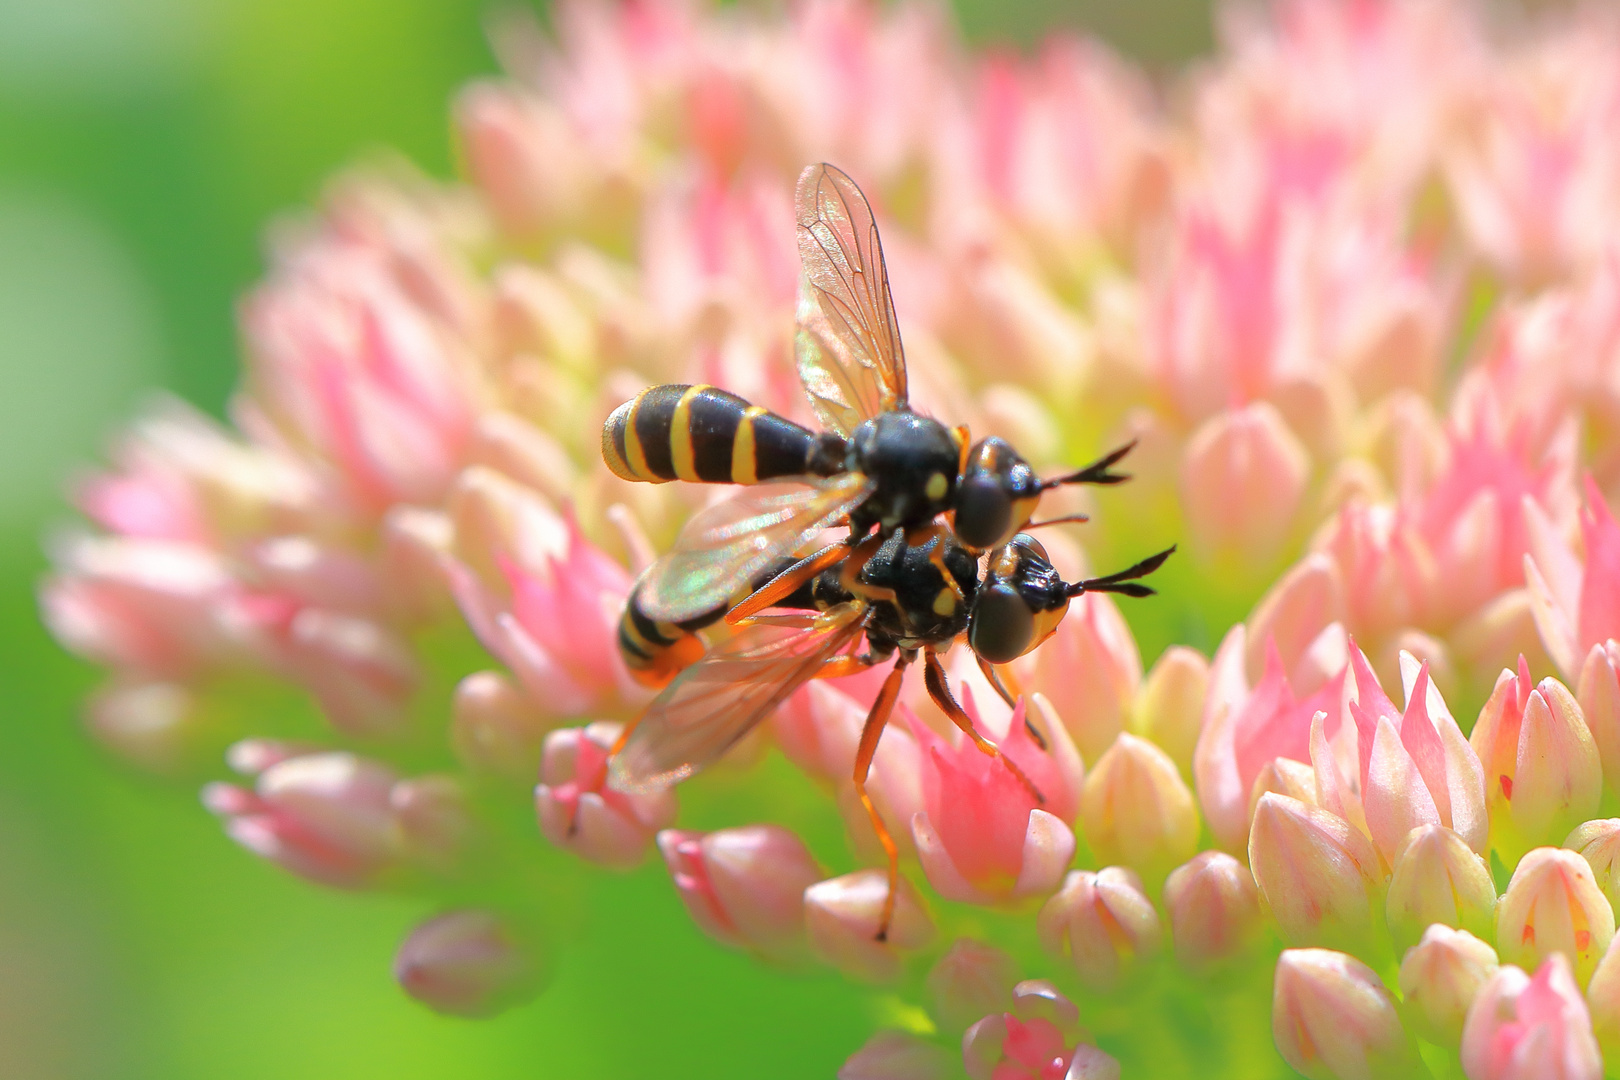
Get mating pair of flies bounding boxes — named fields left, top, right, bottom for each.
left=600, top=164, right=1172, bottom=937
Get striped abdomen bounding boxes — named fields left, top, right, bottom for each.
left=602, top=384, right=847, bottom=485
left=617, top=556, right=842, bottom=688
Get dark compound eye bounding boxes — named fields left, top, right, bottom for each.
left=969, top=583, right=1036, bottom=664
left=953, top=473, right=1014, bottom=551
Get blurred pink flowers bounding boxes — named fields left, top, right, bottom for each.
left=42, top=0, right=1620, bottom=1072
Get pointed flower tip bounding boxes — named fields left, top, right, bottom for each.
left=1081, top=731, right=1199, bottom=891
left=1398, top=925, right=1499, bottom=1048
left=656, top=823, right=823, bottom=960
left=1036, top=867, right=1160, bottom=993
left=1272, top=948, right=1421, bottom=1080
left=1248, top=793, right=1383, bottom=955
left=804, top=870, right=936, bottom=985
left=1163, top=850, right=1262, bottom=973
left=1461, top=954, right=1602, bottom=1080
left=1497, top=847, right=1615, bottom=989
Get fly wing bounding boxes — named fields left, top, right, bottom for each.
left=636, top=472, right=873, bottom=623
left=608, top=603, right=869, bottom=792
left=795, top=163, right=908, bottom=437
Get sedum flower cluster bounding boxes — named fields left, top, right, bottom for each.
left=39, top=0, right=1620, bottom=1075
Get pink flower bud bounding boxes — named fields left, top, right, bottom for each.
left=1586, top=935, right=1620, bottom=1064
left=1015, top=592, right=1141, bottom=763
left=378, top=506, right=454, bottom=623
left=1130, top=645, right=1209, bottom=778
left=451, top=670, right=552, bottom=780
left=837, top=1031, right=953, bottom=1080
left=1245, top=554, right=1345, bottom=690
left=446, top=478, right=635, bottom=719
left=1345, top=649, right=1488, bottom=866
left=804, top=870, right=936, bottom=984
left=247, top=536, right=383, bottom=617
left=1248, top=794, right=1384, bottom=955
left=1037, top=867, right=1160, bottom=992
left=926, top=938, right=1019, bottom=1033
left=280, top=608, right=419, bottom=738
left=1063, top=1046, right=1121, bottom=1080
left=1566, top=818, right=1620, bottom=913
left=1080, top=733, right=1199, bottom=891
left=1247, top=757, right=1319, bottom=817
left=1461, top=955, right=1602, bottom=1080
left=393, top=909, right=546, bottom=1017
left=1398, top=925, right=1500, bottom=1047
left=960, top=981, right=1090, bottom=1080
left=908, top=700, right=1077, bottom=905
left=1575, top=641, right=1620, bottom=797
left=1525, top=479, right=1620, bottom=681
left=1471, top=658, right=1602, bottom=864
left=41, top=536, right=245, bottom=676
left=1272, top=948, right=1424, bottom=1080
left=1385, top=824, right=1497, bottom=954
left=85, top=681, right=200, bottom=774
left=1180, top=402, right=1310, bottom=567
left=1163, top=851, right=1262, bottom=972
left=1196, top=626, right=1348, bottom=852
left=656, top=824, right=823, bottom=962
left=203, top=751, right=401, bottom=888
left=391, top=775, right=472, bottom=875
left=536, top=722, right=675, bottom=869
left=1497, top=847, right=1615, bottom=989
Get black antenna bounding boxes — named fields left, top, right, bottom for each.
left=1041, top=440, right=1138, bottom=491
left=1066, top=545, right=1176, bottom=598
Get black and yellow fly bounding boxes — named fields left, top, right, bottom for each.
left=610, top=526, right=1171, bottom=936
left=601, top=163, right=1136, bottom=632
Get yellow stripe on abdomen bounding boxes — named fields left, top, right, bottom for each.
left=669, top=385, right=706, bottom=482
left=731, top=405, right=767, bottom=484
left=622, top=388, right=654, bottom=481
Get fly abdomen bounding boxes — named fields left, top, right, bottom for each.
left=617, top=583, right=718, bottom=688
left=617, top=554, right=822, bottom=688
left=602, top=383, right=846, bottom=485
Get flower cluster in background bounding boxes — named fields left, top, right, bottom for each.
left=38, top=0, right=1620, bottom=1075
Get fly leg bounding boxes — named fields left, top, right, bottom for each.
left=974, top=654, right=1045, bottom=751
left=912, top=521, right=966, bottom=602
left=853, top=652, right=912, bottom=942
left=924, top=648, right=1045, bottom=804
left=840, top=531, right=899, bottom=609
left=725, top=544, right=846, bottom=625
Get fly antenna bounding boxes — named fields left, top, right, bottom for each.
left=1041, top=440, right=1138, bottom=491
left=1066, top=545, right=1175, bottom=598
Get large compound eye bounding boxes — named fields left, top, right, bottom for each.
left=953, top=472, right=1014, bottom=551
left=969, top=583, right=1036, bottom=664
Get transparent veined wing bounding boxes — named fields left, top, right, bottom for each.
left=636, top=472, right=874, bottom=623
left=608, top=603, right=869, bottom=793
left=795, top=162, right=908, bottom=437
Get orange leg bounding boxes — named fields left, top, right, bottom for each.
left=840, top=531, right=899, bottom=609
left=853, top=652, right=912, bottom=942
left=924, top=649, right=1045, bottom=805
left=954, top=423, right=972, bottom=481
left=817, top=652, right=883, bottom=679
left=912, top=521, right=966, bottom=601
left=725, top=544, right=846, bottom=625
left=973, top=655, right=1045, bottom=749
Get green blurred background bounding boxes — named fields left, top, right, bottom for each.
left=0, top=2, right=1210, bottom=1077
